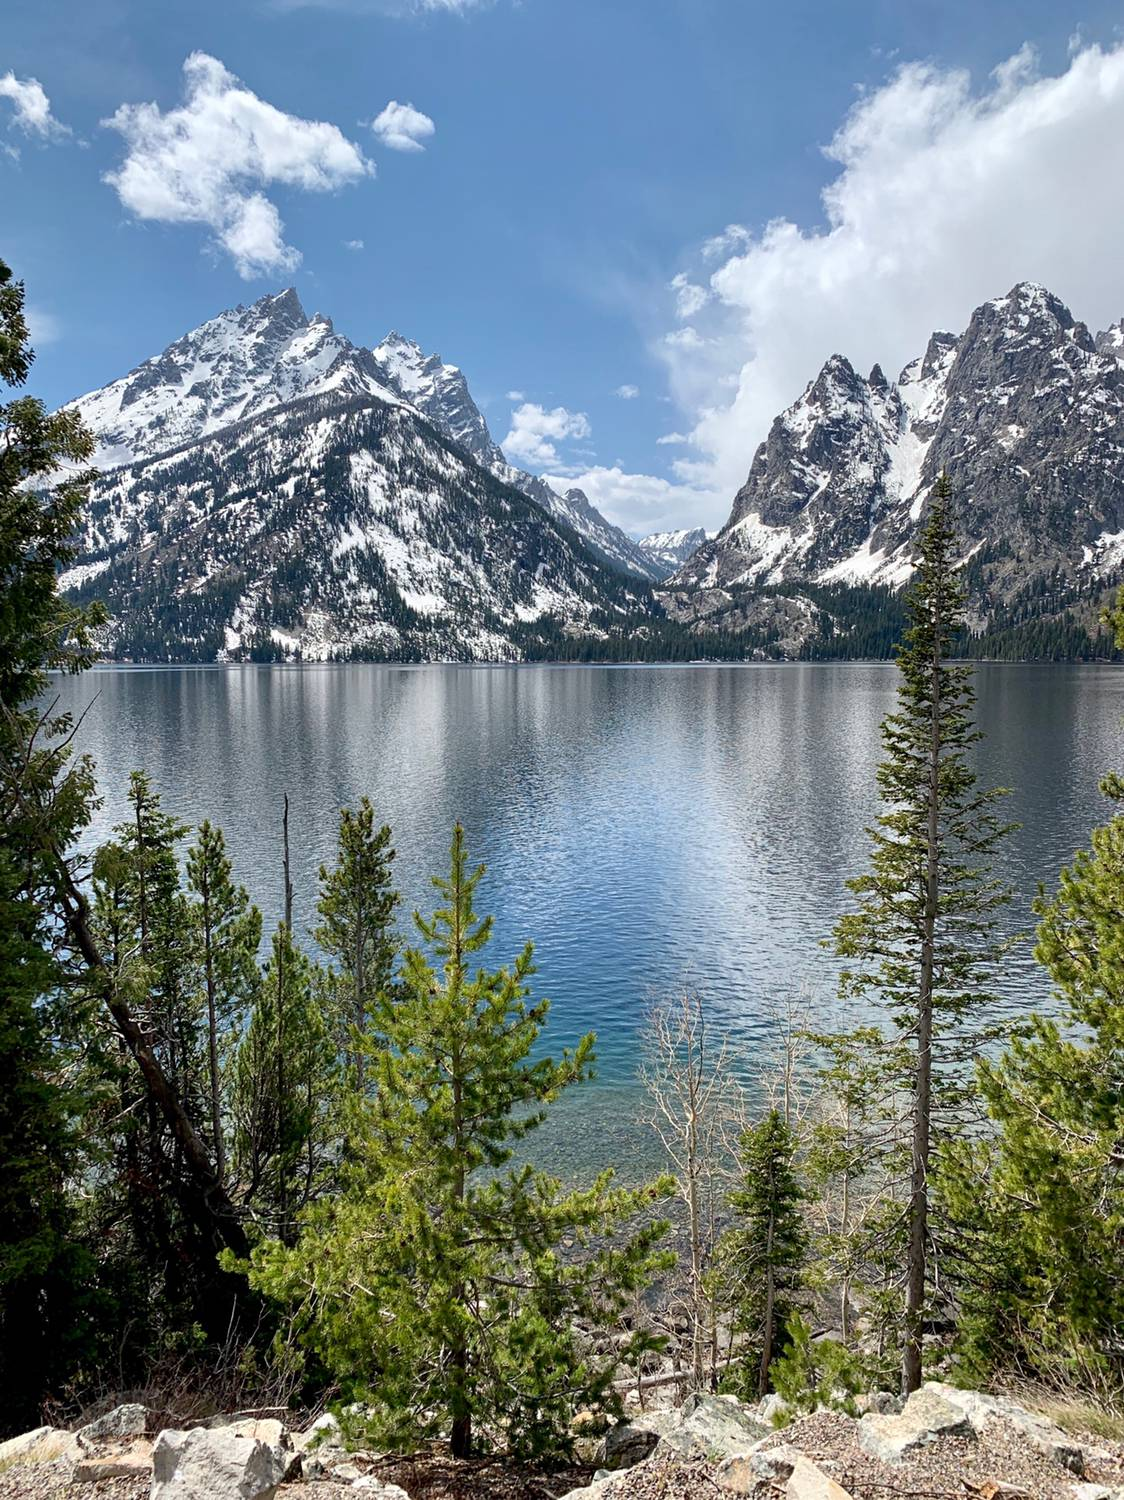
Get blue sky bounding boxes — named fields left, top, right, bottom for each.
left=4, top=0, right=1124, bottom=534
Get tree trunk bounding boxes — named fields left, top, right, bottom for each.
left=201, top=867, right=225, bottom=1185
left=52, top=849, right=249, bottom=1260
left=758, top=1206, right=777, bottom=1399
left=903, top=600, right=942, bottom=1395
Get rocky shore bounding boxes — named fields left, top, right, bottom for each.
left=2, top=1385, right=1122, bottom=1500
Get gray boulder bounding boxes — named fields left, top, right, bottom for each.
left=855, top=1391, right=900, bottom=1416
left=152, top=1425, right=290, bottom=1500
left=756, top=1393, right=792, bottom=1425
left=658, top=1393, right=771, bottom=1461
left=921, top=1382, right=1088, bottom=1475
left=76, top=1403, right=147, bottom=1450
left=859, top=1387, right=971, bottom=1464
left=715, top=1439, right=801, bottom=1492
left=597, top=1410, right=679, bottom=1469
left=0, top=1426, right=58, bottom=1463
left=786, top=1455, right=854, bottom=1499
left=72, top=1442, right=153, bottom=1481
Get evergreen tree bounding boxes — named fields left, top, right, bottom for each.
left=943, top=797, right=1124, bottom=1396
left=186, top=821, right=261, bottom=1184
left=717, top=1109, right=807, bottom=1399
left=231, top=923, right=337, bottom=1243
left=831, top=474, right=1011, bottom=1393
left=314, top=798, right=399, bottom=1093
left=0, top=258, right=104, bottom=1431
left=246, top=825, right=674, bottom=1461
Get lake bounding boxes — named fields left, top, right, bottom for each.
left=53, top=661, right=1124, bottom=1175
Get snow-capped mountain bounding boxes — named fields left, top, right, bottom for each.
left=668, top=283, right=1124, bottom=631
left=67, top=290, right=402, bottom=469
left=637, top=528, right=709, bottom=570
left=369, top=332, right=668, bottom=580
left=61, top=293, right=651, bottom=661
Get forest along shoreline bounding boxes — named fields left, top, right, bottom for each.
left=3, top=257, right=1123, bottom=1497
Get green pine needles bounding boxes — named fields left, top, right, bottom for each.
left=245, top=824, right=674, bottom=1461
left=831, top=473, right=1013, bottom=1393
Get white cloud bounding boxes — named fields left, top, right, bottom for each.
left=103, top=52, right=372, bottom=278
left=656, top=432, right=688, bottom=445
left=614, top=383, right=639, bottom=399
left=0, top=72, right=69, bottom=139
left=669, top=271, right=709, bottom=318
left=344, top=237, right=365, bottom=251
left=503, top=402, right=591, bottom=468
left=25, top=304, right=62, bottom=345
left=545, top=466, right=721, bottom=536
left=505, top=389, right=525, bottom=401
left=700, top=224, right=750, bottom=261
left=659, top=40, right=1124, bottom=521
left=371, top=100, right=435, bottom=153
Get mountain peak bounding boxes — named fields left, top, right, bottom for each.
left=253, top=286, right=307, bottom=325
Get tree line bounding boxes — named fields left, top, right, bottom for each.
left=2, top=257, right=1121, bottom=1456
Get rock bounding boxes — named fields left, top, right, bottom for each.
left=151, top=1425, right=290, bottom=1500
left=787, top=1456, right=854, bottom=1499
left=0, top=1426, right=58, bottom=1464
left=855, top=1391, right=900, bottom=1416
left=71, top=1442, right=153, bottom=1481
left=296, top=1411, right=342, bottom=1451
left=1070, top=1485, right=1124, bottom=1500
left=219, top=1418, right=286, bottom=1448
left=597, top=1419, right=663, bottom=1470
left=716, top=1441, right=801, bottom=1492
left=558, top=1475, right=617, bottom=1500
left=76, top=1403, right=148, bottom=1450
left=921, top=1383, right=1088, bottom=1475
left=658, top=1393, right=771, bottom=1462
left=331, top=1462, right=364, bottom=1481
left=859, top=1387, right=971, bottom=1464
left=350, top=1481, right=410, bottom=1497
left=757, top=1393, right=791, bottom=1425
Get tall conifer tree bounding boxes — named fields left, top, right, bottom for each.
left=186, top=821, right=262, bottom=1184
left=315, top=798, right=399, bottom=1092
left=247, top=825, right=673, bottom=1460
left=718, top=1109, right=807, bottom=1399
left=832, top=474, right=1011, bottom=1393
left=0, top=259, right=105, bottom=1430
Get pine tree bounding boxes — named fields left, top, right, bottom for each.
left=231, top=923, right=337, bottom=1243
left=314, top=798, right=399, bottom=1094
left=942, top=797, right=1124, bottom=1396
left=186, top=821, right=262, bottom=1185
left=246, top=825, right=674, bottom=1461
left=0, top=258, right=105, bottom=1431
left=831, top=474, right=1011, bottom=1393
left=718, top=1109, right=807, bottom=1399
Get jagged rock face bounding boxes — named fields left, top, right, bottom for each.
left=671, top=283, right=1124, bottom=625
left=62, top=295, right=650, bottom=661
left=371, top=331, right=507, bottom=472
left=65, top=394, right=645, bottom=662
left=68, top=290, right=402, bottom=470
left=370, top=331, right=666, bottom=580
left=637, top=528, right=709, bottom=569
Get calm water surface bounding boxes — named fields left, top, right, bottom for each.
left=53, top=662, right=1124, bottom=1173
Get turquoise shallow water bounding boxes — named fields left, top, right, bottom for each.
left=52, top=661, right=1124, bottom=1175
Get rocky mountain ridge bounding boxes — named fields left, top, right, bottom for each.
left=366, top=330, right=667, bottom=580
left=61, top=292, right=652, bottom=662
left=665, top=282, right=1124, bottom=641
left=637, top=527, right=710, bottom=569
